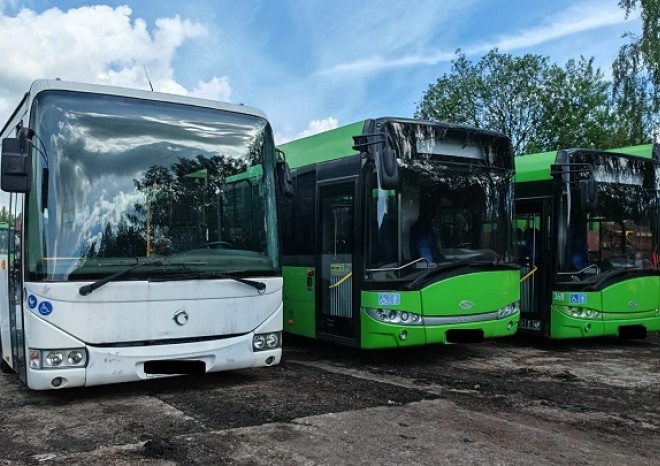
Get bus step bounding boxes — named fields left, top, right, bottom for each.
left=618, top=325, right=647, bottom=340
left=144, top=360, right=206, bottom=375
left=446, top=329, right=484, bottom=344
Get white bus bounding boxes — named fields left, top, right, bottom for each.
left=0, top=80, right=284, bottom=389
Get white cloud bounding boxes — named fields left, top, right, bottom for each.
left=468, top=1, right=627, bottom=54
left=0, top=5, right=231, bottom=119
left=322, top=0, right=629, bottom=74
left=190, top=76, right=232, bottom=102
left=274, top=117, right=339, bottom=145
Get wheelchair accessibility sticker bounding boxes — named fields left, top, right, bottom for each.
left=378, top=292, right=401, bottom=306
left=38, top=301, right=53, bottom=316
left=570, top=293, right=587, bottom=304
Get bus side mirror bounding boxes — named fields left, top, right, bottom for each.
left=580, top=177, right=598, bottom=212
left=1, top=137, right=32, bottom=193
left=376, top=146, right=398, bottom=190
left=276, top=159, right=295, bottom=198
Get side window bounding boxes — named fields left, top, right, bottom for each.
left=279, top=178, right=295, bottom=255
left=294, top=172, right=315, bottom=255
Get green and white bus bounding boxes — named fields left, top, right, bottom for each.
left=277, top=118, right=520, bottom=348
left=515, top=144, right=660, bottom=339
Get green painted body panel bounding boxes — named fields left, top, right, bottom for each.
left=278, top=121, right=365, bottom=169
left=514, top=150, right=557, bottom=183
left=360, top=312, right=517, bottom=348
left=549, top=277, right=660, bottom=338
left=225, top=165, right=263, bottom=183
left=282, top=266, right=316, bottom=338
left=601, top=276, right=658, bottom=312
left=359, top=270, right=521, bottom=349
left=607, top=144, right=654, bottom=158
left=514, top=144, right=653, bottom=184
left=283, top=266, right=521, bottom=347
left=420, top=270, right=520, bottom=315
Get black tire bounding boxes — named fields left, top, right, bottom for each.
left=0, top=355, right=12, bottom=374
left=0, top=337, right=13, bottom=373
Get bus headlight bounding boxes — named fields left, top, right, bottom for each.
left=29, top=348, right=87, bottom=370
left=67, top=350, right=85, bottom=365
left=364, top=308, right=424, bottom=326
left=46, top=352, right=63, bottom=367
left=253, top=332, right=281, bottom=352
left=497, top=302, right=520, bottom=319
left=562, top=306, right=601, bottom=320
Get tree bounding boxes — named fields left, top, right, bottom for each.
left=612, top=0, right=660, bottom=143
left=415, top=50, right=548, bottom=154
left=415, top=50, right=619, bottom=155
left=619, top=0, right=660, bottom=86
left=532, top=57, right=620, bottom=153
left=0, top=206, right=14, bottom=226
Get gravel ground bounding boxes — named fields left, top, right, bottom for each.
left=0, top=333, right=658, bottom=465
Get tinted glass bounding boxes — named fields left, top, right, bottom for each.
left=26, top=91, right=279, bottom=281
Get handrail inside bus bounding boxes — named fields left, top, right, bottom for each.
left=365, top=257, right=429, bottom=273
left=520, top=266, right=537, bottom=283
left=328, top=271, right=353, bottom=289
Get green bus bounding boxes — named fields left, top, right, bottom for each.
left=277, top=118, right=520, bottom=348
left=515, top=143, right=660, bottom=339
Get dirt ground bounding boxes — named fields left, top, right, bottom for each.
left=0, top=333, right=658, bottom=465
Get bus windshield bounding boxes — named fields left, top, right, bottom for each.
left=26, top=91, right=279, bottom=281
left=365, top=160, right=514, bottom=282
left=555, top=152, right=660, bottom=284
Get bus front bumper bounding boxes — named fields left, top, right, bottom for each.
left=26, top=334, right=282, bottom=390
left=360, top=311, right=519, bottom=349
left=550, top=307, right=660, bottom=339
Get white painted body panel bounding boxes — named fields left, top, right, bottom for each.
left=21, top=277, right=283, bottom=389
left=24, top=277, right=282, bottom=343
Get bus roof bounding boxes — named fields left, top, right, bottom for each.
left=278, top=121, right=365, bottom=169
left=514, top=144, right=654, bottom=183
left=278, top=117, right=511, bottom=170
left=2, top=79, right=267, bottom=136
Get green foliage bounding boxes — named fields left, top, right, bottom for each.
left=0, top=206, right=15, bottom=226
left=613, top=0, right=660, bottom=143
left=532, top=57, right=621, bottom=153
left=619, top=0, right=660, bottom=85
left=415, top=50, right=618, bottom=155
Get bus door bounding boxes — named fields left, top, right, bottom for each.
left=515, top=200, right=551, bottom=336
left=317, top=181, right=357, bottom=342
left=6, top=198, right=26, bottom=381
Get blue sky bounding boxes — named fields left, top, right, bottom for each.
left=0, top=0, right=642, bottom=143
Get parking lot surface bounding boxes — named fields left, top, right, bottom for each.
left=0, top=334, right=658, bottom=465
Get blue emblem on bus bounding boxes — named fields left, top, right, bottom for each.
left=38, top=301, right=53, bottom=316
left=570, top=293, right=587, bottom=304
left=27, top=295, right=38, bottom=309
left=378, top=292, right=401, bottom=306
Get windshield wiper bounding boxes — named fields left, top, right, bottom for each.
left=405, top=259, right=518, bottom=291
left=149, top=271, right=267, bottom=293
left=78, top=259, right=205, bottom=296
left=583, top=267, right=656, bottom=291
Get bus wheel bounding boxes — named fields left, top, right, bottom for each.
left=0, top=338, right=13, bottom=373
left=0, top=357, right=12, bottom=374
